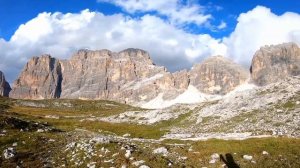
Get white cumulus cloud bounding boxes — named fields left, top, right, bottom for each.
left=224, top=6, right=300, bottom=66
left=1, top=6, right=300, bottom=84
left=0, top=9, right=225, bottom=83
left=98, top=0, right=211, bottom=26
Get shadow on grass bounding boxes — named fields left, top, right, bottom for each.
left=220, top=153, right=240, bottom=168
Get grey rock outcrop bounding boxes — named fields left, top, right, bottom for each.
left=189, top=56, right=249, bottom=94
left=9, top=55, right=62, bottom=99
left=0, top=71, right=11, bottom=97
left=173, top=70, right=190, bottom=90
left=251, top=42, right=300, bottom=86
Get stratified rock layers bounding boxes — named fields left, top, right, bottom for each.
left=251, top=42, right=300, bottom=86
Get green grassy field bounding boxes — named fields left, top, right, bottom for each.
left=0, top=97, right=299, bottom=167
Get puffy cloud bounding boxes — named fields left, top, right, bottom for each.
left=0, top=9, right=224, bottom=83
left=224, top=6, right=300, bottom=66
left=98, top=0, right=211, bottom=26
left=1, top=6, right=300, bottom=84
left=217, top=21, right=227, bottom=30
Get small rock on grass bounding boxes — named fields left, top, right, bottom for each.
left=153, top=147, right=168, bottom=155
left=125, top=150, right=131, bottom=158
left=262, top=151, right=269, bottom=155
left=209, top=153, right=219, bottom=164
left=209, top=159, right=217, bottom=164
left=211, top=153, right=219, bottom=159
left=3, top=147, right=15, bottom=159
left=243, top=155, right=253, bottom=160
left=132, top=160, right=145, bottom=166
left=139, top=165, right=150, bottom=168
left=123, top=133, right=131, bottom=137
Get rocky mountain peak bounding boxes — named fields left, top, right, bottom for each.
left=190, top=55, right=249, bottom=95
left=71, top=49, right=113, bottom=60
left=10, top=55, right=62, bottom=99
left=259, top=42, right=298, bottom=52
left=251, top=42, right=300, bottom=86
left=118, top=48, right=153, bottom=65
left=119, top=48, right=148, bottom=55
left=0, top=71, right=11, bottom=97
left=70, top=48, right=153, bottom=65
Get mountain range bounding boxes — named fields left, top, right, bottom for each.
left=1, top=42, right=300, bottom=167
left=1, top=42, right=300, bottom=109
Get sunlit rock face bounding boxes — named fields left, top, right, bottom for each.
left=10, top=48, right=183, bottom=104
left=189, top=56, right=249, bottom=95
left=9, top=55, right=62, bottom=99
left=251, top=42, right=300, bottom=86
left=13, top=42, right=300, bottom=101
left=60, top=48, right=171, bottom=104
left=10, top=48, right=255, bottom=106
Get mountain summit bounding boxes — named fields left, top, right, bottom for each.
left=251, top=42, right=300, bottom=86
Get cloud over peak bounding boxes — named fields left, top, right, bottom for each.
left=0, top=5, right=300, bottom=84
left=224, top=6, right=300, bottom=66
left=0, top=9, right=225, bottom=82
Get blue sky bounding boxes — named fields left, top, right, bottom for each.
left=1, top=0, right=299, bottom=40
left=0, top=0, right=118, bottom=40
left=0, top=0, right=300, bottom=82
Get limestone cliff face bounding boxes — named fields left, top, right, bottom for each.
left=189, top=56, right=249, bottom=95
left=251, top=42, right=300, bottom=86
left=9, top=55, right=62, bottom=99
left=9, top=42, right=300, bottom=106
left=59, top=48, right=170, bottom=104
left=0, top=71, right=11, bottom=97
left=173, top=70, right=190, bottom=90
left=11, top=49, right=251, bottom=104
left=60, top=49, right=112, bottom=99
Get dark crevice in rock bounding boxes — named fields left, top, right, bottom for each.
left=54, top=61, right=63, bottom=98
left=0, top=71, right=11, bottom=97
left=2, top=81, right=11, bottom=97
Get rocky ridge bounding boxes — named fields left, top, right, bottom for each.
left=6, top=42, right=300, bottom=108
left=0, top=71, right=11, bottom=97
left=9, top=48, right=249, bottom=107
left=251, top=42, right=300, bottom=86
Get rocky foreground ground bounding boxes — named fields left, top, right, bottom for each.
left=0, top=75, right=300, bottom=167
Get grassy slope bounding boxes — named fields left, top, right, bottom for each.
left=0, top=97, right=299, bottom=167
